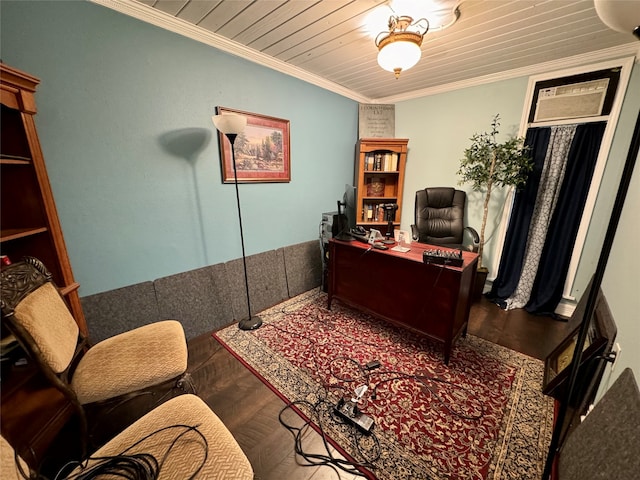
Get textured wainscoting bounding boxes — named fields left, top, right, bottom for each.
left=154, top=263, right=236, bottom=340
left=80, top=281, right=161, bottom=344
left=559, top=368, right=639, bottom=480
left=81, top=240, right=322, bottom=342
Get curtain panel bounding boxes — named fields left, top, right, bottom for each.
left=487, top=122, right=607, bottom=315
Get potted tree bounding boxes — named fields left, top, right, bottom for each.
left=457, top=114, right=533, bottom=299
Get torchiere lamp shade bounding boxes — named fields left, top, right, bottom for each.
left=212, top=113, right=247, bottom=135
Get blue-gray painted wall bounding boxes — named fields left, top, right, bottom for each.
left=2, top=0, right=638, bottom=390
left=0, top=0, right=358, bottom=295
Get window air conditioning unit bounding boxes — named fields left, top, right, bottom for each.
left=533, top=79, right=609, bottom=123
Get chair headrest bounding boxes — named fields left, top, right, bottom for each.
left=0, top=257, right=52, bottom=317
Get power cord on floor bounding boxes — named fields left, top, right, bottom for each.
left=278, top=398, right=380, bottom=478
left=369, top=371, right=485, bottom=420
left=243, top=289, right=485, bottom=478
left=259, top=303, right=486, bottom=422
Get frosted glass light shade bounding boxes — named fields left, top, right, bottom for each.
left=212, top=113, right=247, bottom=135
left=594, top=0, right=640, bottom=35
left=377, top=39, right=421, bottom=75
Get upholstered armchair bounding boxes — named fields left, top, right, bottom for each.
left=0, top=257, right=190, bottom=464
left=411, top=187, right=480, bottom=252
left=2, top=394, right=254, bottom=480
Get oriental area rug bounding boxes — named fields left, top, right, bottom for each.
left=214, top=290, right=554, bottom=480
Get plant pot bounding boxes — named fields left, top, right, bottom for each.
left=473, top=267, right=489, bottom=302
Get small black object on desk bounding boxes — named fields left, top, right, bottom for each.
left=422, top=248, right=463, bottom=267
left=383, top=203, right=398, bottom=244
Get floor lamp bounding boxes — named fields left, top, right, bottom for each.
left=212, top=113, right=262, bottom=331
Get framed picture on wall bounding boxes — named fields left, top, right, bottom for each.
left=216, top=106, right=290, bottom=183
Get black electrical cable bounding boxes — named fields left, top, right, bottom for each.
left=278, top=398, right=380, bottom=477
left=66, top=453, right=158, bottom=480
left=369, top=371, right=485, bottom=420
left=260, top=296, right=486, bottom=422
left=249, top=287, right=485, bottom=478
left=57, top=424, right=208, bottom=480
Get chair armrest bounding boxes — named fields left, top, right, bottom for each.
left=464, top=226, right=480, bottom=244
left=463, top=226, right=480, bottom=252
left=411, top=224, right=419, bottom=241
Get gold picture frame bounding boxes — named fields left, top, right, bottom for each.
left=216, top=106, right=290, bottom=183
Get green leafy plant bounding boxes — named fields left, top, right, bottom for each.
left=457, top=114, right=533, bottom=270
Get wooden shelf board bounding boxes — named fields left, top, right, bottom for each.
left=1, top=157, right=31, bottom=165
left=60, top=282, right=80, bottom=296
left=0, top=227, right=48, bottom=243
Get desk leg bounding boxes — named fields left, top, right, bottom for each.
left=327, top=243, right=333, bottom=309
left=443, top=342, right=451, bottom=365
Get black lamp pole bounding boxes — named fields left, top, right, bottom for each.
left=542, top=6, right=639, bottom=473
left=213, top=112, right=262, bottom=331
left=226, top=133, right=262, bottom=330
left=542, top=108, right=640, bottom=478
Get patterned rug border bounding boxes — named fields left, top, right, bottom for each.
left=214, top=327, right=375, bottom=478
left=214, top=290, right=554, bottom=479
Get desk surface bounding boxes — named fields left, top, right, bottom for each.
left=328, top=238, right=479, bottom=364
left=334, top=238, right=478, bottom=269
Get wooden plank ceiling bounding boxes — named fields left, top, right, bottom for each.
left=96, top=0, right=639, bottom=102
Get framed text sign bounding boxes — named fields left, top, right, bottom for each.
left=358, top=104, right=395, bottom=138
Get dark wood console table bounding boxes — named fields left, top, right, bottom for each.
left=327, top=239, right=478, bottom=364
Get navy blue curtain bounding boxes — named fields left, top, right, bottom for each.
left=486, top=127, right=551, bottom=307
left=487, top=122, right=606, bottom=314
left=524, top=122, right=606, bottom=314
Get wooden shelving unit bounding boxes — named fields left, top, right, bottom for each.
left=354, top=138, right=408, bottom=235
left=1, top=62, right=88, bottom=471
left=0, top=63, right=86, bottom=335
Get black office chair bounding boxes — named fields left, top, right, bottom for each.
left=411, top=187, right=479, bottom=252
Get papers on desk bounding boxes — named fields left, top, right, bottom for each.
left=391, top=246, right=410, bottom=253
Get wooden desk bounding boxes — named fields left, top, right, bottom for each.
left=328, top=239, right=478, bottom=364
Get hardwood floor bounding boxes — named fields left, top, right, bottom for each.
left=184, top=292, right=570, bottom=480
left=41, top=291, right=571, bottom=480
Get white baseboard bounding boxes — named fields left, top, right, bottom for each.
left=555, top=298, right=576, bottom=318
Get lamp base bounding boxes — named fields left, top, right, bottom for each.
left=238, top=316, right=263, bottom=331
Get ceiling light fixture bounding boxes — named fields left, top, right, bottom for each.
left=376, top=15, right=429, bottom=79
left=593, top=0, right=640, bottom=40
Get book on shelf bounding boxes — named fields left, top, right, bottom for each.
left=375, top=153, right=382, bottom=171
left=365, top=152, right=398, bottom=171
left=366, top=153, right=374, bottom=171
left=361, top=203, right=393, bottom=223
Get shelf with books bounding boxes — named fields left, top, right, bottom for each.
left=355, top=138, right=408, bottom=235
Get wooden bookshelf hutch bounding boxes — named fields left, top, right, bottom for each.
left=1, top=62, right=86, bottom=469
left=0, top=63, right=86, bottom=334
left=354, top=138, right=408, bottom=235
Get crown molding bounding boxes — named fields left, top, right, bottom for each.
left=378, top=43, right=640, bottom=103
left=90, top=1, right=638, bottom=104
left=89, top=0, right=371, bottom=103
